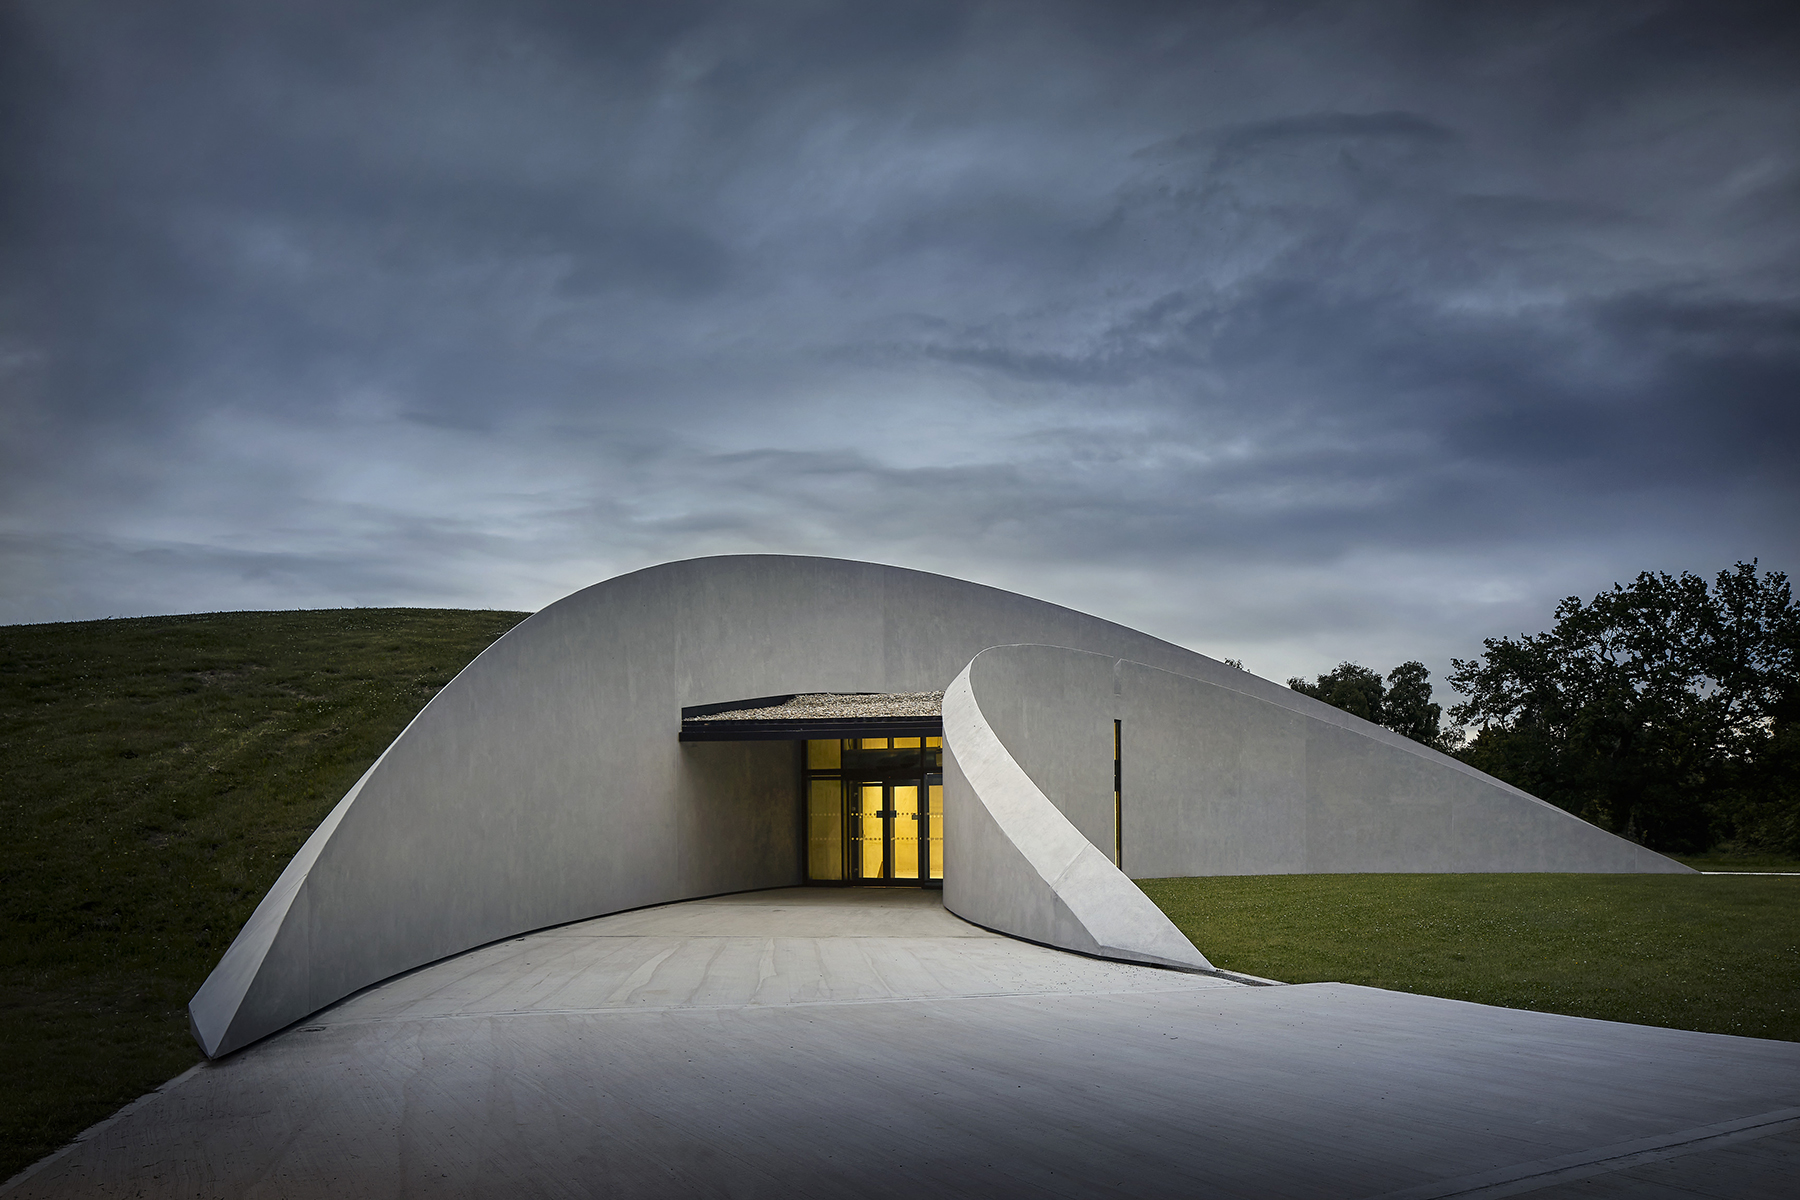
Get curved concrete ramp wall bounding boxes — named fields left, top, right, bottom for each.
left=952, top=644, right=1688, bottom=880
left=191, top=556, right=1264, bottom=1057
left=941, top=664, right=1212, bottom=970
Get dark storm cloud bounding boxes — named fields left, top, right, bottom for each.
left=2, top=0, right=1797, bottom=690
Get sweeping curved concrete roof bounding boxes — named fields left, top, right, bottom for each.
left=189, top=554, right=1686, bottom=1057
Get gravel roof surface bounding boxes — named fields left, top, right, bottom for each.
left=700, top=692, right=943, bottom=720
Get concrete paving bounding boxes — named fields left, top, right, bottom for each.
left=10, top=888, right=1799, bottom=1198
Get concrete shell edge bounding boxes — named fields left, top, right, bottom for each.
left=186, top=554, right=1688, bottom=1056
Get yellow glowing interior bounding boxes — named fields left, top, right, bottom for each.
left=857, top=783, right=885, bottom=879
left=927, top=783, right=943, bottom=879
left=807, top=779, right=844, bottom=881
left=802, top=736, right=944, bottom=886
left=891, top=785, right=919, bottom=879
left=807, top=739, right=842, bottom=770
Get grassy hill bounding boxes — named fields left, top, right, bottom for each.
left=0, top=608, right=528, bottom=1181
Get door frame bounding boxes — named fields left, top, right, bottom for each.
left=801, top=735, right=944, bottom=887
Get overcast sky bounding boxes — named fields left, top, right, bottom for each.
left=3, top=0, right=1796, bottom=695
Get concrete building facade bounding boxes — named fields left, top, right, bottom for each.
left=189, top=555, right=1685, bottom=1057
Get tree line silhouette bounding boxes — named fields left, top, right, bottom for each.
left=1288, top=562, right=1798, bottom=856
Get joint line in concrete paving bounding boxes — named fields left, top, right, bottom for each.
left=1370, top=1107, right=1800, bottom=1200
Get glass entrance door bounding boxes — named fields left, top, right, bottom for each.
left=892, top=783, right=921, bottom=880
left=852, top=782, right=885, bottom=880
left=851, top=781, right=921, bottom=881
left=804, top=738, right=943, bottom=886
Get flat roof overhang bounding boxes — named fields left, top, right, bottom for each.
left=679, top=693, right=943, bottom=742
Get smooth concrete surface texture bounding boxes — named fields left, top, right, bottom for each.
left=19, top=890, right=1800, bottom=1199
left=191, top=554, right=1688, bottom=1059
left=190, top=555, right=1286, bottom=1057
left=941, top=662, right=1213, bottom=970
left=958, top=644, right=1685, bottom=878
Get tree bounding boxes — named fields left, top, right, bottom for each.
left=1447, top=561, right=1799, bottom=854
left=1696, top=562, right=1800, bottom=855
left=1384, top=661, right=1445, bottom=747
left=1288, top=660, right=1447, bottom=749
left=1290, top=662, right=1385, bottom=722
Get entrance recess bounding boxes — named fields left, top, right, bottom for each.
left=806, top=738, right=944, bottom=885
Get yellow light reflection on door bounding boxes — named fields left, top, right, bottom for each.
left=927, top=783, right=943, bottom=880
left=857, top=783, right=885, bottom=879
left=807, top=779, right=843, bottom=881
left=891, top=785, right=919, bottom=879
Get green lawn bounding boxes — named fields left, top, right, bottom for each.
left=1141, top=872, right=1800, bottom=1042
left=0, top=608, right=527, bottom=1182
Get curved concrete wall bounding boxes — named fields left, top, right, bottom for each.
left=190, top=555, right=1262, bottom=1056
left=941, top=662, right=1211, bottom=970
left=192, top=556, right=1688, bottom=1057
left=950, top=644, right=1686, bottom=880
